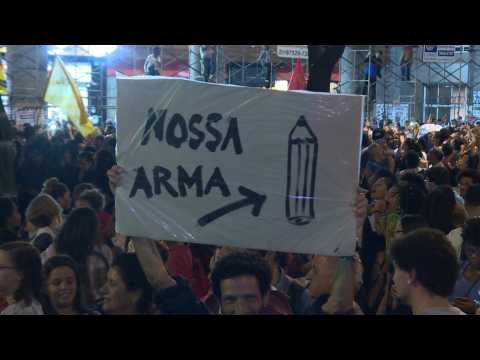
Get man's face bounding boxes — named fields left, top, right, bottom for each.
left=392, top=263, right=412, bottom=303
left=459, top=177, right=474, bottom=198
left=220, top=275, right=267, bottom=315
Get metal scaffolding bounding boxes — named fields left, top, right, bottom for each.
left=3, top=45, right=480, bottom=129
left=338, top=45, right=477, bottom=127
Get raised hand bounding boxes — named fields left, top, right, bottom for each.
left=107, top=165, right=125, bottom=194
left=132, top=237, right=177, bottom=291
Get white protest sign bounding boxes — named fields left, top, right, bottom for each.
left=277, top=46, right=308, bottom=59
left=116, top=77, right=363, bottom=256
left=418, top=124, right=442, bottom=138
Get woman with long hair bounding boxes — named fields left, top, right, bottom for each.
left=44, top=207, right=100, bottom=305
left=42, top=255, right=99, bottom=315
left=0, top=241, right=43, bottom=315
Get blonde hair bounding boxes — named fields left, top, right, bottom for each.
left=26, top=193, right=62, bottom=228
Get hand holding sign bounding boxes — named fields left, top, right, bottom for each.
left=107, top=165, right=125, bottom=194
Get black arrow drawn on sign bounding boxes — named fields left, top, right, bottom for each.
left=197, top=186, right=267, bottom=227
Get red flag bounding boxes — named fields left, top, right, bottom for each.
left=288, top=58, right=306, bottom=90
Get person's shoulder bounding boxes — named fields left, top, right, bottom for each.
left=421, top=306, right=466, bottom=315
left=32, top=231, right=53, bottom=252
left=448, top=227, right=463, bottom=237
left=1, top=300, right=44, bottom=315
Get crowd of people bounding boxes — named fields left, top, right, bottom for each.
left=1, top=101, right=480, bottom=315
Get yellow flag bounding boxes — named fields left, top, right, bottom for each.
left=44, top=57, right=97, bottom=137
left=0, top=61, right=6, bottom=95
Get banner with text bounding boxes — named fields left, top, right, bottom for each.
left=423, top=45, right=459, bottom=63
left=115, top=77, right=363, bottom=255
left=277, top=46, right=308, bottom=59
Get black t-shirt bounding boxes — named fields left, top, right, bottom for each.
left=32, top=233, right=53, bottom=253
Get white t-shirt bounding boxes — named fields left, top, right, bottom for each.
left=144, top=54, right=161, bottom=75
left=1, top=299, right=44, bottom=315
left=447, top=227, right=463, bottom=260
left=420, top=306, right=465, bottom=315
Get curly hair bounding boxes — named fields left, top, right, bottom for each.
left=211, top=252, right=271, bottom=299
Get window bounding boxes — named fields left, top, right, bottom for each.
left=423, top=84, right=467, bottom=121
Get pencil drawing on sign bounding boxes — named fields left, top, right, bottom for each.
left=286, top=116, right=318, bottom=226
